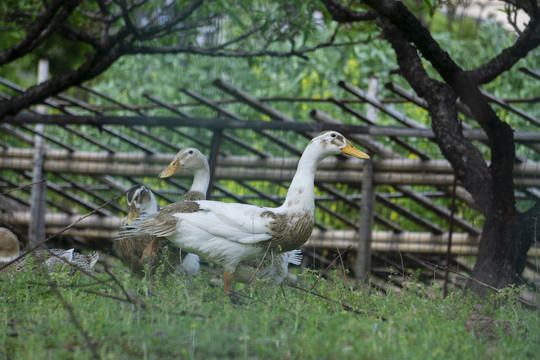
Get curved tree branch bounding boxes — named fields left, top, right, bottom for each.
left=361, top=0, right=516, bottom=221
left=504, top=0, right=539, bottom=16
left=0, top=46, right=122, bottom=117
left=0, top=0, right=82, bottom=66
left=467, top=16, right=540, bottom=84
left=56, top=25, right=102, bottom=50
left=377, top=16, right=493, bottom=215
left=320, top=0, right=377, bottom=22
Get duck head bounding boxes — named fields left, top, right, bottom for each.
left=125, top=185, right=158, bottom=223
left=309, top=131, right=370, bottom=161
left=158, top=147, right=208, bottom=179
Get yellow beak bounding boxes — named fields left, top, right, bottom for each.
left=125, top=205, right=139, bottom=224
left=159, top=161, right=183, bottom=178
left=341, top=141, right=370, bottom=159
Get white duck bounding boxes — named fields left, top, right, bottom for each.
left=138, top=148, right=210, bottom=274
left=149, top=147, right=208, bottom=276
left=130, top=131, right=369, bottom=294
left=149, top=147, right=306, bottom=288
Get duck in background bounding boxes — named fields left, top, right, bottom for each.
left=139, top=148, right=213, bottom=275
left=130, top=131, right=369, bottom=294
left=115, top=185, right=198, bottom=277
left=0, top=227, right=99, bottom=275
left=116, top=147, right=216, bottom=278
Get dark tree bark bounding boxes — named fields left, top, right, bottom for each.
left=321, top=0, right=540, bottom=295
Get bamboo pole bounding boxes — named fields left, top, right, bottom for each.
left=4, top=211, right=122, bottom=229
left=339, top=81, right=426, bottom=129
left=444, top=176, right=458, bottom=297
left=356, top=140, right=375, bottom=284
left=310, top=230, right=480, bottom=244
left=396, top=185, right=480, bottom=234
left=180, top=88, right=302, bottom=156
left=356, top=77, right=378, bottom=286
left=385, top=81, right=476, bottom=123
left=207, top=128, right=222, bottom=199
left=481, top=89, right=540, bottom=128
left=0, top=75, right=118, bottom=153
left=28, top=59, right=49, bottom=249
left=212, top=78, right=297, bottom=124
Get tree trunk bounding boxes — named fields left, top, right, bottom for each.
left=470, top=202, right=540, bottom=295
left=469, top=211, right=515, bottom=295
left=373, top=12, right=529, bottom=296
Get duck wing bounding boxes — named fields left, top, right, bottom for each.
left=136, top=201, right=201, bottom=237
left=175, top=201, right=274, bottom=244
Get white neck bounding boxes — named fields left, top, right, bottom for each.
left=190, top=164, right=210, bottom=197
left=282, top=143, right=324, bottom=211
left=141, top=193, right=158, bottom=215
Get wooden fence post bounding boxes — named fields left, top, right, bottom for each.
left=355, top=77, right=378, bottom=286
left=28, top=59, right=48, bottom=249
left=206, top=112, right=224, bottom=199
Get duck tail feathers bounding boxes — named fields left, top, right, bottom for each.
left=285, top=249, right=303, bottom=266
left=116, top=213, right=178, bottom=240
left=89, top=252, right=99, bottom=268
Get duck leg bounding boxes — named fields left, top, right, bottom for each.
left=223, top=271, right=233, bottom=295
left=141, top=236, right=160, bottom=262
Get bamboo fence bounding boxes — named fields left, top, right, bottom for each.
left=1, top=71, right=540, bottom=283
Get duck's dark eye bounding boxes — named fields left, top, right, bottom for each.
left=189, top=150, right=193, bottom=154
left=331, top=133, right=336, bottom=138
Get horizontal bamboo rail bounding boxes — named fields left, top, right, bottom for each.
left=2, top=158, right=539, bottom=187
left=2, top=148, right=540, bottom=176
left=4, top=114, right=540, bottom=143
left=4, top=211, right=122, bottom=229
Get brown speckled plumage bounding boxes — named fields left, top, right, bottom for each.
left=182, top=191, right=205, bottom=201
left=114, top=232, right=181, bottom=277
left=233, top=249, right=302, bottom=284
left=70, top=251, right=99, bottom=275
left=1, top=250, right=71, bottom=274
left=260, top=212, right=313, bottom=252
left=137, top=200, right=201, bottom=237
left=114, top=185, right=184, bottom=277
left=0, top=227, right=99, bottom=276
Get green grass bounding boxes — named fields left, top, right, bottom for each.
left=1, top=263, right=538, bottom=360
